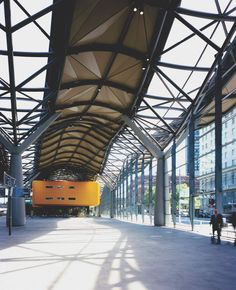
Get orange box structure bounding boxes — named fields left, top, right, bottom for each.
left=32, top=180, right=100, bottom=207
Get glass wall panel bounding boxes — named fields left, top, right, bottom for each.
left=175, top=139, right=190, bottom=226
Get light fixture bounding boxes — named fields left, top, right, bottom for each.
left=142, top=67, right=145, bottom=70
left=140, top=10, right=144, bottom=15
left=133, top=7, right=137, bottom=12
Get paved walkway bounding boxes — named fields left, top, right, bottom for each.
left=0, top=216, right=235, bottom=290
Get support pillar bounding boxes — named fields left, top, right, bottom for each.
left=122, top=168, right=125, bottom=219
left=10, top=153, right=23, bottom=188
left=10, top=153, right=25, bottom=226
left=154, top=157, right=165, bottom=226
left=0, top=112, right=61, bottom=228
left=141, top=155, right=145, bottom=223
left=149, top=158, right=153, bottom=224
left=130, top=157, right=134, bottom=221
left=215, top=54, right=223, bottom=214
left=114, top=184, right=118, bottom=218
left=135, top=156, right=139, bottom=220
left=165, top=155, right=172, bottom=226
left=188, top=115, right=195, bottom=231
left=110, top=189, right=114, bottom=218
left=126, top=159, right=129, bottom=219
left=119, top=178, right=122, bottom=218
left=171, top=140, right=177, bottom=227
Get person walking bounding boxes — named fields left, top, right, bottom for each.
left=210, top=208, right=223, bottom=244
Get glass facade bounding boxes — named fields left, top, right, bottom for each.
left=100, top=105, right=236, bottom=228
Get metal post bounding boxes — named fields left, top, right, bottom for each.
left=119, top=177, right=122, bottom=218
left=188, top=115, right=195, bottom=231
left=141, top=155, right=145, bottom=223
left=7, top=187, right=13, bottom=235
left=215, top=54, right=223, bottom=214
left=10, top=153, right=25, bottom=226
left=154, top=157, right=165, bottom=226
left=116, top=186, right=118, bottom=217
left=130, top=157, right=134, bottom=221
left=114, top=189, right=117, bottom=218
left=110, top=189, right=114, bottom=218
left=122, top=167, right=125, bottom=219
left=4, top=0, right=18, bottom=145
left=149, top=158, right=153, bottom=224
left=135, top=156, right=139, bottom=221
left=171, top=139, right=177, bottom=227
left=126, top=159, right=129, bottom=220
left=164, top=154, right=172, bottom=225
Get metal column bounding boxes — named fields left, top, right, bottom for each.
left=171, top=139, right=177, bottom=227
left=10, top=154, right=23, bottom=188
left=141, top=155, right=145, bottom=223
left=10, top=153, right=25, bottom=226
left=154, top=157, right=165, bottom=226
left=115, top=185, right=118, bottom=217
left=188, top=115, right=195, bottom=231
left=135, top=156, right=139, bottom=221
left=122, top=168, right=125, bottom=219
left=119, top=178, right=122, bottom=218
left=110, top=189, right=114, bottom=218
left=149, top=158, right=153, bottom=224
left=130, top=157, right=134, bottom=221
left=215, top=55, right=223, bottom=214
left=126, top=159, right=129, bottom=220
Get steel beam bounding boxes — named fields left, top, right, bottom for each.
left=11, top=1, right=61, bottom=32
left=141, top=99, right=175, bottom=133
left=154, top=67, right=193, bottom=103
left=121, top=115, right=163, bottom=158
left=175, top=13, right=220, bottom=51
left=68, top=44, right=145, bottom=61
left=0, top=132, right=15, bottom=153
left=17, top=113, right=61, bottom=154
left=61, top=79, right=136, bottom=95
left=4, top=0, right=18, bottom=144
left=156, top=61, right=209, bottom=72
left=176, top=7, right=236, bottom=21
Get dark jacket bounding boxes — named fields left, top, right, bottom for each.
left=232, top=212, right=236, bottom=229
left=210, top=213, right=223, bottom=230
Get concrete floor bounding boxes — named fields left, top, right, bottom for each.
left=0, top=217, right=235, bottom=290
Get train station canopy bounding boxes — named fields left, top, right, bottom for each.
left=0, top=0, right=235, bottom=186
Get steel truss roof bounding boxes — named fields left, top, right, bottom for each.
left=37, top=0, right=180, bottom=181
left=0, top=0, right=235, bottom=186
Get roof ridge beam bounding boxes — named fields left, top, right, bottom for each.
left=121, top=115, right=163, bottom=158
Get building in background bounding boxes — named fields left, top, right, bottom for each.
left=198, top=107, right=236, bottom=213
